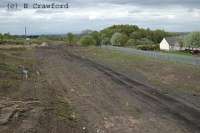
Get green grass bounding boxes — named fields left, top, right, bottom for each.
left=160, top=50, right=193, bottom=57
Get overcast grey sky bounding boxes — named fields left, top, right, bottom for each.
left=0, top=0, right=200, bottom=35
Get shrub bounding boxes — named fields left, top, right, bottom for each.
left=90, top=31, right=101, bottom=46
left=66, top=33, right=77, bottom=45
left=184, top=32, right=200, bottom=48
left=126, top=39, right=137, bottom=46
left=101, top=37, right=110, bottom=45
left=110, top=32, right=128, bottom=46
left=79, top=35, right=96, bottom=46
left=137, top=38, right=154, bottom=45
left=0, top=34, right=3, bottom=44
left=136, top=44, right=159, bottom=51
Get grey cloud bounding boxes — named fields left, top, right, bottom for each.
left=0, top=0, right=200, bottom=34
left=109, top=0, right=200, bottom=7
left=60, top=0, right=200, bottom=8
left=128, top=9, right=143, bottom=14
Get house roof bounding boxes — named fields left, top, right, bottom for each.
left=165, top=37, right=179, bottom=46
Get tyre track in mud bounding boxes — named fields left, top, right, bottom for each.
left=65, top=49, right=200, bottom=132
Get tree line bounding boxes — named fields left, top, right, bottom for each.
left=66, top=24, right=176, bottom=50
left=1, top=25, right=199, bottom=50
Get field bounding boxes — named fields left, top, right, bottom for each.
left=0, top=44, right=200, bottom=133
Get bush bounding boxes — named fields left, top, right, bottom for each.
left=90, top=31, right=101, bottom=46
left=0, top=34, right=3, bottom=44
left=126, top=39, right=137, bottom=46
left=101, top=37, right=110, bottom=45
left=110, top=32, right=128, bottom=46
left=136, top=44, right=159, bottom=51
left=79, top=35, right=96, bottom=46
left=137, top=38, right=154, bottom=45
left=184, top=32, right=200, bottom=48
left=66, top=33, right=77, bottom=45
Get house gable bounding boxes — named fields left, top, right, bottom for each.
left=160, top=38, right=170, bottom=51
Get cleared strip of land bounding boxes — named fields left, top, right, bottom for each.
left=0, top=45, right=200, bottom=133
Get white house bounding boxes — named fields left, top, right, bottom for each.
left=160, top=37, right=181, bottom=51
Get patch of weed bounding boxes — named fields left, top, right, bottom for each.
left=55, top=100, right=79, bottom=123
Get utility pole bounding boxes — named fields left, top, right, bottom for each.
left=25, top=26, right=27, bottom=37
left=24, top=26, right=30, bottom=43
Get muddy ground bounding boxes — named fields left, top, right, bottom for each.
left=0, top=45, right=200, bottom=133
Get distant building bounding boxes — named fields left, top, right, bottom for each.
left=160, top=37, right=181, bottom=51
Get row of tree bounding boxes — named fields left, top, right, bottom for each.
left=66, top=25, right=175, bottom=50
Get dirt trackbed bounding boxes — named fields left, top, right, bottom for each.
left=2, top=45, right=200, bottom=133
